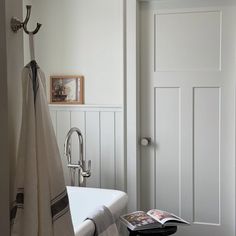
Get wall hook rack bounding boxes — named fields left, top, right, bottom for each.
left=11, top=5, right=42, bottom=34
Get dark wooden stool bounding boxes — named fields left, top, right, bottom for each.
left=128, top=226, right=177, bottom=236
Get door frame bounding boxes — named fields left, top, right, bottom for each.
left=125, top=0, right=141, bottom=212
left=0, top=0, right=9, bottom=234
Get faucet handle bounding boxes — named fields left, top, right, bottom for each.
left=67, top=163, right=80, bottom=169
left=81, top=160, right=91, bottom=178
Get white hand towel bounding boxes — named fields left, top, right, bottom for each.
left=86, top=205, right=119, bottom=236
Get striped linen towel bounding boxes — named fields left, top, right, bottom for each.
left=10, top=34, right=74, bottom=236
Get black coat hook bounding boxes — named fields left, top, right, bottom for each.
left=11, top=5, right=42, bottom=35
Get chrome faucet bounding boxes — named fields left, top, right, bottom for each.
left=64, top=127, right=91, bottom=186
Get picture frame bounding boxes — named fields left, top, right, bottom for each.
left=50, top=75, right=84, bottom=104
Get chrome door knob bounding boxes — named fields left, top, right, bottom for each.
left=140, top=137, right=151, bottom=146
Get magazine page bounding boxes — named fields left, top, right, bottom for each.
left=120, top=211, right=160, bottom=230
left=147, top=209, right=189, bottom=225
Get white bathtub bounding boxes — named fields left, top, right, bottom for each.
left=67, top=186, right=128, bottom=236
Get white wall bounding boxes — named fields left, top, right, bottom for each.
left=23, top=0, right=124, bottom=105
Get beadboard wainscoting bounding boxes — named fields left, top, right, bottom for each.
left=49, top=105, right=125, bottom=191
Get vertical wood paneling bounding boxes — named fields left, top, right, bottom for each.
left=85, top=112, right=100, bottom=188
left=193, top=87, right=220, bottom=224
left=70, top=111, right=85, bottom=186
left=57, top=111, right=71, bottom=185
left=49, top=106, right=124, bottom=190
left=115, top=112, right=125, bottom=191
left=100, top=112, right=115, bottom=189
left=155, top=88, right=180, bottom=215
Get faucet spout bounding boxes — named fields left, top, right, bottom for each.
left=64, top=127, right=91, bottom=186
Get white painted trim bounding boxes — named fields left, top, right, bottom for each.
left=49, top=104, right=123, bottom=112
left=122, top=0, right=128, bottom=196
left=125, top=0, right=140, bottom=212
left=0, top=0, right=9, bottom=234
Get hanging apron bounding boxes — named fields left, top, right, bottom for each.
left=10, top=33, right=74, bottom=236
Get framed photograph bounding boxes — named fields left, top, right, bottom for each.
left=50, top=75, right=84, bottom=104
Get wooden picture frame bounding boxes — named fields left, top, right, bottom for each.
left=50, top=75, right=84, bottom=104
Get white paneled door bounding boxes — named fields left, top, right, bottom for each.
left=140, top=3, right=235, bottom=236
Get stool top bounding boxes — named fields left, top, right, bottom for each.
left=128, top=226, right=177, bottom=235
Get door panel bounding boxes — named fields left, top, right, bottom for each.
left=155, top=11, right=221, bottom=71
left=140, top=3, right=235, bottom=236
left=155, top=88, right=180, bottom=215
left=193, top=87, right=220, bottom=224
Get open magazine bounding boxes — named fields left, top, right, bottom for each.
left=120, top=209, right=189, bottom=231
